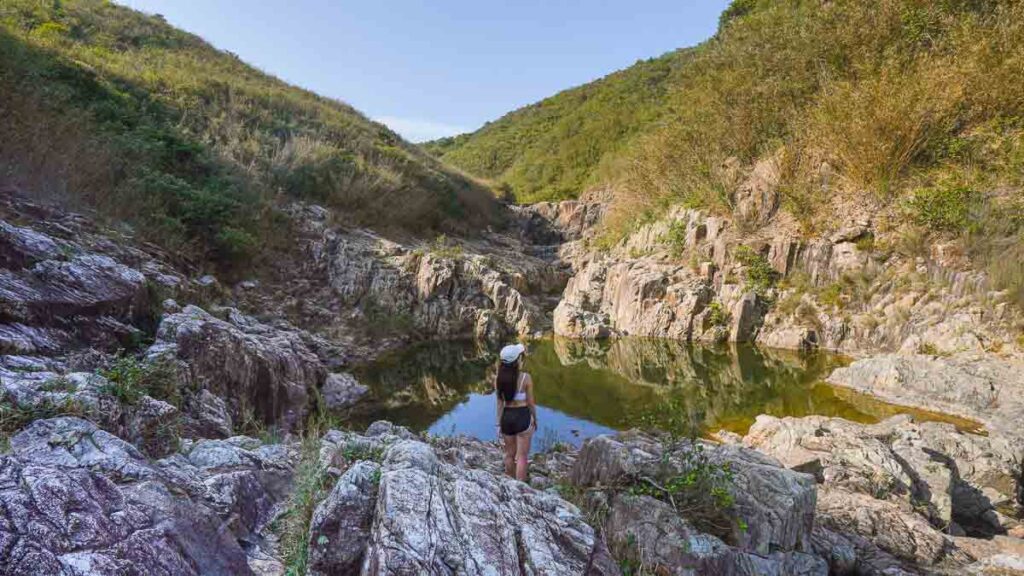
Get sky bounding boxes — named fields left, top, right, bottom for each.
left=118, top=1, right=730, bottom=142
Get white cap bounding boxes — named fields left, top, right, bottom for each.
left=499, top=343, right=526, bottom=363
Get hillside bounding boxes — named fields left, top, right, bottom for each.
left=0, top=0, right=498, bottom=267
left=431, top=0, right=1024, bottom=306
left=422, top=49, right=690, bottom=203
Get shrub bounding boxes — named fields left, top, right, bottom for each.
left=707, top=301, right=731, bottom=327
left=665, top=220, right=688, bottom=257
left=905, top=185, right=980, bottom=232
left=817, top=283, right=844, bottom=310
left=626, top=441, right=738, bottom=538
left=39, top=376, right=76, bottom=393
left=429, top=234, right=464, bottom=259
left=98, top=354, right=180, bottom=407
left=733, top=245, right=778, bottom=296
left=1, top=397, right=85, bottom=450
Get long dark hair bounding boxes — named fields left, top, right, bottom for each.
left=496, top=361, right=519, bottom=402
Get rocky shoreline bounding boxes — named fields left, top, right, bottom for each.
left=2, top=413, right=1019, bottom=575
left=1, top=186, right=1022, bottom=574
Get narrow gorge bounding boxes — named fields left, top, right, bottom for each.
left=2, top=1, right=1023, bottom=575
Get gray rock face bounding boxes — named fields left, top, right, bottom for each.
left=307, top=461, right=381, bottom=576
left=729, top=291, right=761, bottom=343
left=325, top=228, right=564, bottom=340
left=0, top=218, right=151, bottom=354
left=554, top=257, right=714, bottom=339
left=361, top=439, right=612, bottom=575
left=148, top=305, right=327, bottom=434
left=605, top=493, right=826, bottom=576
left=321, top=372, right=369, bottom=409
left=513, top=199, right=605, bottom=244
left=827, top=353, right=1024, bottom=446
left=745, top=414, right=1022, bottom=534
left=0, top=417, right=302, bottom=576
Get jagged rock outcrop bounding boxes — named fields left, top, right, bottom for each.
left=513, top=199, right=606, bottom=244
left=326, top=228, right=564, bottom=340
left=0, top=366, right=181, bottom=458
left=311, top=424, right=619, bottom=575
left=0, top=189, right=188, bottom=358
left=146, top=305, right=328, bottom=436
left=268, top=203, right=568, bottom=344
left=0, top=222, right=150, bottom=354
left=568, top=431, right=817, bottom=556
left=0, top=417, right=295, bottom=575
left=743, top=413, right=1024, bottom=573
left=538, top=192, right=1022, bottom=356
left=554, top=257, right=715, bottom=339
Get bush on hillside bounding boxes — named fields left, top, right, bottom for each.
left=0, top=0, right=497, bottom=269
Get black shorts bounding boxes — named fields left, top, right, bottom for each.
left=500, top=406, right=532, bottom=436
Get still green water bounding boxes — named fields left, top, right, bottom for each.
left=352, top=338, right=973, bottom=450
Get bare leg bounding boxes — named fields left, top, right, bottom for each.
left=515, top=427, right=533, bottom=481
left=502, top=434, right=516, bottom=477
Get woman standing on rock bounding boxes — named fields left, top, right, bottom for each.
left=495, top=343, right=537, bottom=481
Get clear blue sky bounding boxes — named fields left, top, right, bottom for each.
left=118, top=1, right=730, bottom=142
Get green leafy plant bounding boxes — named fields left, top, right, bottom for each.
left=429, top=234, right=464, bottom=259
left=905, top=185, right=980, bottom=232
left=273, top=433, right=332, bottom=576
left=626, top=441, right=738, bottom=538
left=707, top=301, right=731, bottom=327
left=666, top=220, right=688, bottom=257
left=38, top=376, right=77, bottom=393
left=98, top=354, right=180, bottom=407
left=734, top=245, right=778, bottom=297
left=1, top=397, right=85, bottom=450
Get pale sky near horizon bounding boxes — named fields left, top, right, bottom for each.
left=117, top=1, right=730, bottom=142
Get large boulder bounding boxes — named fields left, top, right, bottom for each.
left=147, top=305, right=327, bottom=434
left=570, top=432, right=817, bottom=555
left=605, top=493, right=826, bottom=576
left=0, top=417, right=300, bottom=575
left=307, top=461, right=381, bottom=575
left=816, top=488, right=971, bottom=568
left=352, top=438, right=617, bottom=575
left=744, top=414, right=1022, bottom=535
left=321, top=372, right=369, bottom=410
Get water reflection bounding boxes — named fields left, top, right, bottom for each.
left=352, top=338, right=913, bottom=448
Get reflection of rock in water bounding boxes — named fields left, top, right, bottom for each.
left=353, top=340, right=497, bottom=428
left=358, top=337, right=862, bottom=437
left=550, top=337, right=848, bottom=433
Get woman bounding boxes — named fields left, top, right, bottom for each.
left=494, top=343, right=537, bottom=481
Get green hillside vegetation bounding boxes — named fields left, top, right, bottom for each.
left=422, top=50, right=690, bottom=203
left=613, top=0, right=1023, bottom=304
left=428, top=0, right=1024, bottom=306
left=0, top=0, right=497, bottom=266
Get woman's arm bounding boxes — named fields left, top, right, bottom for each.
left=525, top=374, right=538, bottom=430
